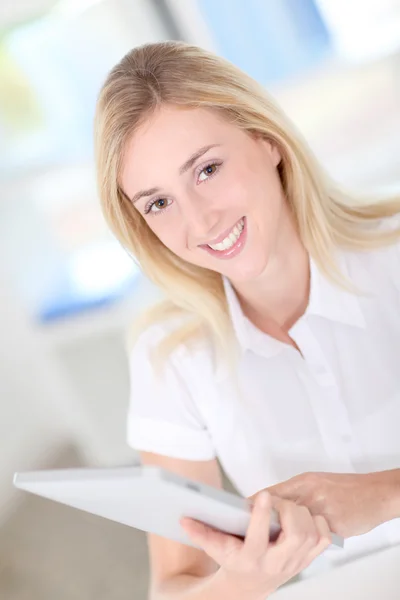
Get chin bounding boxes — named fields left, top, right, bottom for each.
left=222, top=225, right=271, bottom=284
left=223, top=254, right=270, bottom=284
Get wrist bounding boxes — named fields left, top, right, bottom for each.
left=215, top=568, right=274, bottom=600
left=385, top=471, right=400, bottom=520
left=368, top=470, right=400, bottom=523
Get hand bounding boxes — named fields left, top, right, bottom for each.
left=180, top=492, right=331, bottom=598
left=267, top=471, right=393, bottom=538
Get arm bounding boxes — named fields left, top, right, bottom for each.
left=151, top=571, right=264, bottom=600
left=142, top=452, right=331, bottom=600
left=370, top=469, right=400, bottom=522
left=144, top=453, right=270, bottom=600
left=141, top=451, right=222, bottom=600
left=265, top=468, right=400, bottom=539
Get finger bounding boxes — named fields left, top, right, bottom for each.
left=268, top=500, right=321, bottom=576
left=272, top=499, right=318, bottom=552
left=180, top=517, right=242, bottom=565
left=243, top=491, right=272, bottom=558
left=298, top=515, right=332, bottom=571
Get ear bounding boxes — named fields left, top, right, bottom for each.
left=254, top=134, right=282, bottom=167
left=270, top=142, right=282, bottom=167
left=264, top=139, right=282, bottom=167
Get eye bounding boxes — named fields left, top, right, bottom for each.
left=198, top=162, right=220, bottom=183
left=144, top=197, right=172, bottom=215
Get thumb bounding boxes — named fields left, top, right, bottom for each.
left=180, top=517, right=242, bottom=565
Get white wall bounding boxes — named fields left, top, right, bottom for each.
left=0, top=0, right=173, bottom=522
left=0, top=265, right=74, bottom=520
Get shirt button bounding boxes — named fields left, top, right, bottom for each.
left=308, top=361, right=327, bottom=374
left=314, top=365, right=327, bottom=375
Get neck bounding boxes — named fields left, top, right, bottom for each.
left=231, top=208, right=310, bottom=334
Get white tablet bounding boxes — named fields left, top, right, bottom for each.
left=13, top=465, right=343, bottom=549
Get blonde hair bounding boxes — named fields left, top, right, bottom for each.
left=94, top=40, right=400, bottom=363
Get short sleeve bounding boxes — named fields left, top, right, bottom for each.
left=126, top=325, right=216, bottom=461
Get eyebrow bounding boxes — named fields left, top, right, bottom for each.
left=130, top=143, right=221, bottom=204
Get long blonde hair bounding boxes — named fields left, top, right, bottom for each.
left=94, top=41, right=400, bottom=362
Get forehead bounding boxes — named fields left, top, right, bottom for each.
left=130, top=105, right=236, bottom=151
left=121, top=106, right=241, bottom=190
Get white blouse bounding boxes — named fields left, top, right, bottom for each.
left=127, top=218, right=400, bottom=565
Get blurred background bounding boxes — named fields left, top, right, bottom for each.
left=1, top=0, right=400, bottom=598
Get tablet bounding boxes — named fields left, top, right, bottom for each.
left=13, top=465, right=343, bottom=549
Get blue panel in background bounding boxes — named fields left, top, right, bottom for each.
left=37, top=278, right=139, bottom=323
left=197, top=0, right=332, bottom=84
left=37, top=274, right=139, bottom=324
left=36, top=241, right=141, bottom=324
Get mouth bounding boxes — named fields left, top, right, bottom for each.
left=199, top=217, right=247, bottom=260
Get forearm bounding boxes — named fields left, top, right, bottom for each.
left=151, top=569, right=268, bottom=600
left=369, top=468, right=400, bottom=523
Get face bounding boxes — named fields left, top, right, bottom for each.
left=121, top=105, right=285, bottom=284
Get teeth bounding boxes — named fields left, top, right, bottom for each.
left=208, top=218, right=244, bottom=251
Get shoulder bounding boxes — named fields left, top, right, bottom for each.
left=369, top=213, right=400, bottom=262
left=127, top=315, right=218, bottom=460
left=376, top=212, right=400, bottom=234
left=129, top=313, right=217, bottom=382
left=370, top=214, right=400, bottom=268
left=344, top=214, right=400, bottom=291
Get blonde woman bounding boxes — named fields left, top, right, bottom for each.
left=94, top=41, right=400, bottom=599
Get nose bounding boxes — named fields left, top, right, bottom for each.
left=181, top=194, right=220, bottom=247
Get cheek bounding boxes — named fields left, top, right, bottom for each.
left=229, top=156, right=282, bottom=214
left=255, top=169, right=283, bottom=218
left=146, top=214, right=187, bottom=254
left=221, top=170, right=255, bottom=209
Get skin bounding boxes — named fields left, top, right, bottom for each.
left=264, top=470, right=400, bottom=539
left=121, top=104, right=400, bottom=540
left=121, top=105, right=310, bottom=338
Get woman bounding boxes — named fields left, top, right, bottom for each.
left=94, top=41, right=400, bottom=598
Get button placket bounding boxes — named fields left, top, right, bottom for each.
left=290, top=319, right=359, bottom=467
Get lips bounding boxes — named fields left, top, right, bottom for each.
left=207, top=218, right=245, bottom=251
left=199, top=217, right=247, bottom=260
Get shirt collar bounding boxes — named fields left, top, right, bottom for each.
left=306, top=253, right=366, bottom=328
left=223, top=252, right=365, bottom=357
left=223, top=276, right=285, bottom=359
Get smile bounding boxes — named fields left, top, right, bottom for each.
left=200, top=217, right=247, bottom=260
left=208, top=218, right=245, bottom=250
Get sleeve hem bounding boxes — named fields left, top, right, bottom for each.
left=127, top=416, right=216, bottom=461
